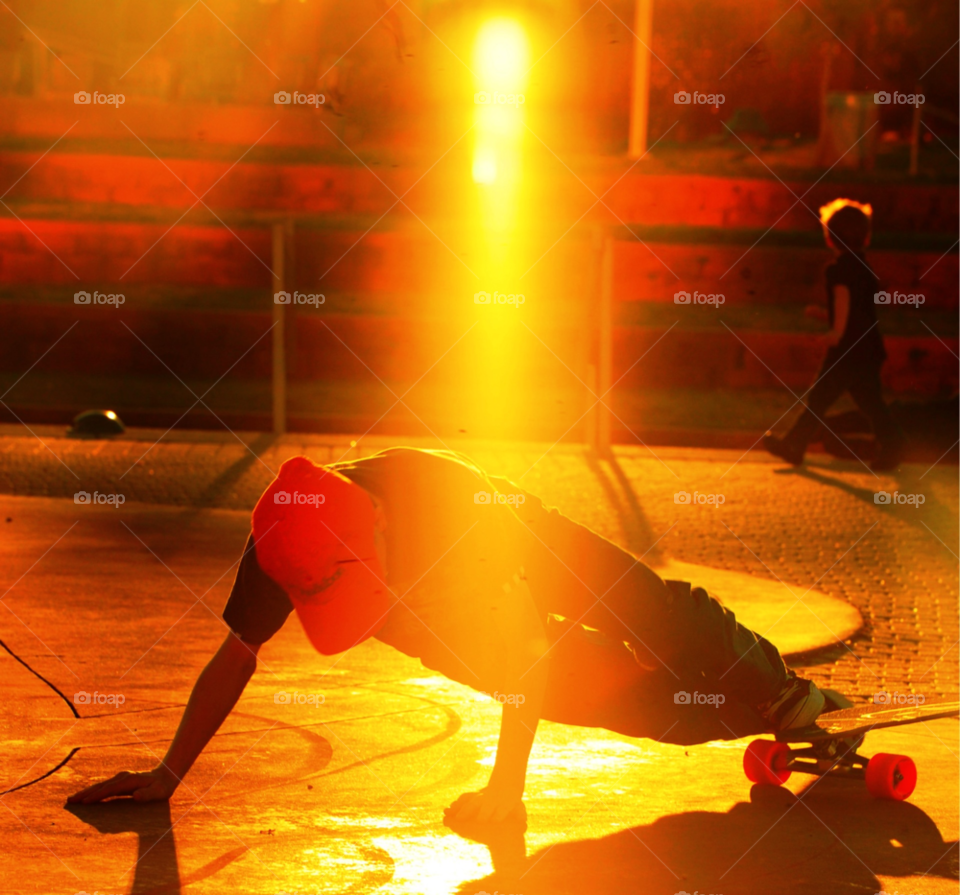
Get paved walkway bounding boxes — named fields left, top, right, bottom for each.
left=0, top=426, right=956, bottom=699
left=0, top=428, right=956, bottom=895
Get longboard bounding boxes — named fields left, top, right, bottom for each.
left=742, top=697, right=960, bottom=800
left=777, top=698, right=960, bottom=744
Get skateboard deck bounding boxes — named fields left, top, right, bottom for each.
left=777, top=698, right=960, bottom=744
left=743, top=697, right=959, bottom=801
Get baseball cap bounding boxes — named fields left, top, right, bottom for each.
left=251, top=455, right=391, bottom=655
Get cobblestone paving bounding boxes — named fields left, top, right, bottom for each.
left=0, top=426, right=956, bottom=702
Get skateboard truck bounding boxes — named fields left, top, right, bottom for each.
left=778, top=734, right=871, bottom=781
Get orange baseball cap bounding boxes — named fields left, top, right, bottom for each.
left=251, top=456, right=391, bottom=655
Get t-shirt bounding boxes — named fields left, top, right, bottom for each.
left=223, top=447, right=527, bottom=693
left=825, top=251, right=886, bottom=363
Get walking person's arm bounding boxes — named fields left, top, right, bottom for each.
left=68, top=632, right=261, bottom=804
left=823, top=284, right=850, bottom=346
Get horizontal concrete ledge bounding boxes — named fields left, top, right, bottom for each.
left=1, top=142, right=957, bottom=230
left=1, top=410, right=956, bottom=466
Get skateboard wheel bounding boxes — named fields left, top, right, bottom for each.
left=744, top=739, right=792, bottom=786
left=865, top=753, right=917, bottom=800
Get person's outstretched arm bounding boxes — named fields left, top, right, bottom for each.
left=68, top=631, right=261, bottom=804
left=445, top=578, right=549, bottom=823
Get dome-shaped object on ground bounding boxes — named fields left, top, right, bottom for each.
left=67, top=409, right=126, bottom=439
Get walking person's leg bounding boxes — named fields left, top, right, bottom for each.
left=765, top=357, right=849, bottom=464
left=847, top=366, right=905, bottom=469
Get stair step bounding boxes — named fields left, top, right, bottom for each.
left=0, top=216, right=955, bottom=309
left=0, top=304, right=953, bottom=395
left=2, top=145, right=957, bottom=231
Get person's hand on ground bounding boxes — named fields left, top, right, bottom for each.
left=444, top=783, right=525, bottom=824
left=67, top=766, right=179, bottom=805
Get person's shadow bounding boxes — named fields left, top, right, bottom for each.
left=778, top=460, right=958, bottom=545
left=453, top=779, right=958, bottom=895
left=66, top=799, right=251, bottom=894
left=67, top=800, right=192, bottom=895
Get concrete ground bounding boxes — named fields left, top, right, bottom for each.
left=0, top=429, right=957, bottom=894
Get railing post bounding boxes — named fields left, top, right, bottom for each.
left=598, top=234, right=614, bottom=455
left=272, top=222, right=286, bottom=435
left=585, top=363, right=598, bottom=450
left=908, top=84, right=922, bottom=176
left=628, top=0, right=654, bottom=159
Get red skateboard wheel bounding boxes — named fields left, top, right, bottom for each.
left=744, top=739, right=792, bottom=786
left=865, top=753, right=917, bottom=800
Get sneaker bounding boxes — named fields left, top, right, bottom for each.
left=761, top=672, right=826, bottom=731
left=762, top=433, right=804, bottom=466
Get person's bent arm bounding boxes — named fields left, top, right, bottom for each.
left=483, top=637, right=548, bottom=814
left=68, top=631, right=260, bottom=804
left=446, top=578, right=549, bottom=823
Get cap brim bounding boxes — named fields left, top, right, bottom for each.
left=289, top=555, right=392, bottom=655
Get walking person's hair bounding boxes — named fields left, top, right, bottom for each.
left=818, top=198, right=873, bottom=252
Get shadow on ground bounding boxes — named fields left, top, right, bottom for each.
left=67, top=800, right=251, bottom=895
left=456, top=781, right=959, bottom=895
left=585, top=452, right=664, bottom=562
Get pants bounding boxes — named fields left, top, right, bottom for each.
left=785, top=352, right=902, bottom=452
left=515, top=494, right=789, bottom=743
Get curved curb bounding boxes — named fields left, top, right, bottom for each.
left=652, top=559, right=864, bottom=658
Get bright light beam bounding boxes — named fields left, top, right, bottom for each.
left=467, top=18, right=530, bottom=437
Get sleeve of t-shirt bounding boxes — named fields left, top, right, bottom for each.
left=222, top=534, right=295, bottom=643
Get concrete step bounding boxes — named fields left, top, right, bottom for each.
left=2, top=145, right=957, bottom=232
left=1, top=286, right=955, bottom=339
left=0, top=215, right=956, bottom=311
left=0, top=303, right=954, bottom=395
left=0, top=385, right=955, bottom=464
